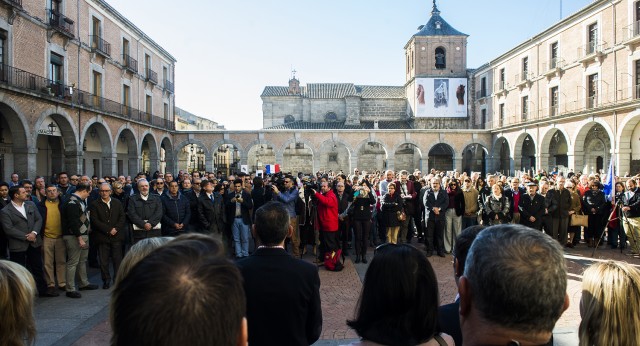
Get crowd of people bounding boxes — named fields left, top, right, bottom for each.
left=1, top=165, right=640, bottom=345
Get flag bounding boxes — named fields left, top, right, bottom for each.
left=265, top=164, right=280, bottom=174
left=603, top=156, right=615, bottom=202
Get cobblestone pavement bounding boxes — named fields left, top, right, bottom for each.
left=34, top=237, right=639, bottom=345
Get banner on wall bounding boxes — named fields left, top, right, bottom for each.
left=414, top=78, right=467, bottom=118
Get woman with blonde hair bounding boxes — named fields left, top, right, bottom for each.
left=0, top=260, right=37, bottom=346
left=579, top=260, right=640, bottom=345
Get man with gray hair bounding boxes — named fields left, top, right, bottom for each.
left=458, top=224, right=569, bottom=345
left=127, top=179, right=163, bottom=244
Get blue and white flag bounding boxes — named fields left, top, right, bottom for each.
left=602, top=156, right=615, bottom=202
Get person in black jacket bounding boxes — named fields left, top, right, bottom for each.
left=444, top=180, right=465, bottom=254
left=519, top=182, right=546, bottom=230
left=160, top=181, right=191, bottom=236
left=548, top=177, right=572, bottom=245
left=126, top=179, right=163, bottom=244
left=89, top=183, right=126, bottom=289
left=622, top=179, right=640, bottom=256
left=350, top=180, right=376, bottom=263
left=237, top=201, right=322, bottom=346
left=197, top=180, right=226, bottom=238
left=582, top=181, right=606, bottom=247
left=381, top=182, right=404, bottom=244
left=424, top=178, right=449, bottom=257
left=504, top=177, right=526, bottom=224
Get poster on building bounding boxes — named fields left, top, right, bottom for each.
left=414, top=78, right=467, bottom=118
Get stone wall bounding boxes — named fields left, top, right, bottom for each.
left=360, top=99, right=407, bottom=119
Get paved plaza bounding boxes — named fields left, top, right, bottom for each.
left=33, top=239, right=637, bottom=346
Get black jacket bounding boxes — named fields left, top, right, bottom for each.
left=350, top=193, right=376, bottom=221
left=126, top=193, right=163, bottom=240
left=548, top=188, right=572, bottom=218
left=582, top=189, right=606, bottom=215
left=89, top=198, right=126, bottom=243
left=424, top=189, right=449, bottom=221
left=161, top=192, right=191, bottom=235
left=381, top=192, right=404, bottom=227
left=198, top=193, right=226, bottom=234
left=623, top=188, right=640, bottom=218
left=519, top=193, right=545, bottom=229
left=225, top=190, right=253, bottom=225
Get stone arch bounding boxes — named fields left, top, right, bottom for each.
left=113, top=126, right=138, bottom=177
left=81, top=120, right=114, bottom=177
left=140, top=131, right=159, bottom=175
left=539, top=127, right=570, bottom=173
left=491, top=136, right=512, bottom=175
left=393, top=142, right=423, bottom=173
left=461, top=143, right=488, bottom=175
left=33, top=107, right=80, bottom=178
left=211, top=139, right=243, bottom=176
left=160, top=136, right=175, bottom=174
left=0, top=101, right=30, bottom=180
left=318, top=139, right=352, bottom=173
left=356, top=140, right=388, bottom=172
left=616, top=110, right=640, bottom=175
left=427, top=143, right=455, bottom=172
left=174, top=138, right=211, bottom=174
left=246, top=142, right=277, bottom=174
left=573, top=121, right=613, bottom=174
left=513, top=132, right=537, bottom=172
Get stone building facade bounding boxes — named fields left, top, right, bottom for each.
left=0, top=0, right=176, bottom=181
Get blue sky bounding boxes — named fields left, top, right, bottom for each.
left=107, top=0, right=592, bottom=130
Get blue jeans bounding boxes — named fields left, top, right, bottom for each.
left=232, top=218, right=250, bottom=257
left=462, top=215, right=478, bottom=230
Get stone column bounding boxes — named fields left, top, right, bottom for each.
left=63, top=150, right=83, bottom=176
left=128, top=157, right=139, bottom=176
left=617, top=148, right=631, bottom=176
left=103, top=154, right=117, bottom=177
left=15, top=147, right=37, bottom=180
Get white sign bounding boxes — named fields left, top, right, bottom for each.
left=414, top=78, right=467, bottom=118
left=241, top=165, right=248, bottom=174
left=256, top=170, right=264, bottom=178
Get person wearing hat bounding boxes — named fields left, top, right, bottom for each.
left=518, top=182, right=545, bottom=231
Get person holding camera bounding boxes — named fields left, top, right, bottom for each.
left=226, top=180, right=253, bottom=258
left=272, top=175, right=300, bottom=257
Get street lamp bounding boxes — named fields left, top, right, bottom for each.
left=48, top=121, right=57, bottom=135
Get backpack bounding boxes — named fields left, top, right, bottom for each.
left=324, top=249, right=344, bottom=271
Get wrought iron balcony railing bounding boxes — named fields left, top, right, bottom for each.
left=89, top=35, right=111, bottom=57
left=145, top=69, right=158, bottom=84
left=122, top=54, right=138, bottom=73
left=0, top=63, right=174, bottom=131
left=48, top=9, right=74, bottom=38
left=164, top=79, right=174, bottom=93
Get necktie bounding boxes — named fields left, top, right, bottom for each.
left=210, top=194, right=214, bottom=202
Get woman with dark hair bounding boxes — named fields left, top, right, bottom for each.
left=380, top=182, right=404, bottom=244
left=344, top=244, right=453, bottom=346
left=475, top=177, right=490, bottom=225
left=350, top=180, right=376, bottom=263
left=582, top=180, right=606, bottom=247
left=607, top=181, right=627, bottom=249
left=251, top=177, right=266, bottom=218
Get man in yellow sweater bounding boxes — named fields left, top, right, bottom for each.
left=41, top=184, right=66, bottom=295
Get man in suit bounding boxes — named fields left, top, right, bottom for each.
left=197, top=179, right=225, bottom=240
left=424, top=177, right=449, bottom=257
left=504, top=177, right=526, bottom=224
left=89, top=183, right=126, bottom=289
left=439, top=225, right=485, bottom=346
left=549, top=177, right=572, bottom=244
left=0, top=185, right=48, bottom=296
left=396, top=170, right=417, bottom=243
left=126, top=179, right=163, bottom=244
left=0, top=182, right=9, bottom=259
left=519, top=182, right=546, bottom=230
left=237, top=201, right=322, bottom=346
left=226, top=180, right=253, bottom=258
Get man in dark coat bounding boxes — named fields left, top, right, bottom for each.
left=548, top=177, right=572, bottom=245
left=237, top=201, right=322, bottom=346
left=504, top=177, right=526, bottom=224
left=89, top=183, right=126, bottom=289
left=225, top=180, right=253, bottom=258
left=161, top=181, right=191, bottom=236
left=424, top=177, right=449, bottom=257
left=197, top=180, right=226, bottom=240
left=126, top=179, right=163, bottom=243
left=519, top=182, right=546, bottom=230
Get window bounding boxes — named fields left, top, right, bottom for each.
left=550, top=86, right=559, bottom=116
left=406, top=53, right=409, bottom=74
left=481, top=109, right=486, bottom=126
left=521, top=96, right=529, bottom=120
left=145, top=54, right=151, bottom=73
left=588, top=23, right=598, bottom=54
left=163, top=66, right=168, bottom=84
left=49, top=0, right=60, bottom=12
left=122, top=38, right=129, bottom=57
left=499, top=68, right=505, bottom=89
left=329, top=153, right=338, bottom=162
left=92, top=16, right=101, bottom=37
left=92, top=71, right=101, bottom=97
left=435, top=47, right=446, bottom=69
left=49, top=52, right=63, bottom=85
left=164, top=102, right=169, bottom=118
left=122, top=84, right=130, bottom=115
left=588, top=73, right=598, bottom=108
left=635, top=1, right=640, bottom=36
left=550, top=42, right=558, bottom=68
left=522, top=57, right=529, bottom=80
left=480, top=77, right=487, bottom=97
left=0, top=29, right=7, bottom=67
left=145, top=95, right=152, bottom=115
left=499, top=103, right=505, bottom=126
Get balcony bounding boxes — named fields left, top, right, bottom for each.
left=89, top=35, right=111, bottom=57
left=164, top=79, right=174, bottom=93
left=122, top=54, right=138, bottom=73
left=48, top=9, right=74, bottom=39
left=1, top=0, right=21, bottom=8
left=515, top=73, right=533, bottom=89
left=543, top=58, right=565, bottom=80
left=494, top=81, right=507, bottom=97
left=145, top=68, right=158, bottom=85
left=0, top=63, right=173, bottom=131
left=577, top=41, right=606, bottom=67
left=623, top=21, right=640, bottom=49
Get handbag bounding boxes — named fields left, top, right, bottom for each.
left=570, top=214, right=588, bottom=227
left=397, top=210, right=406, bottom=221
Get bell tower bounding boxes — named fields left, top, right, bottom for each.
left=405, top=1, right=469, bottom=128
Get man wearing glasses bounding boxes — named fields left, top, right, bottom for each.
left=89, top=183, right=125, bottom=289
left=152, top=178, right=167, bottom=197
left=273, top=175, right=301, bottom=257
